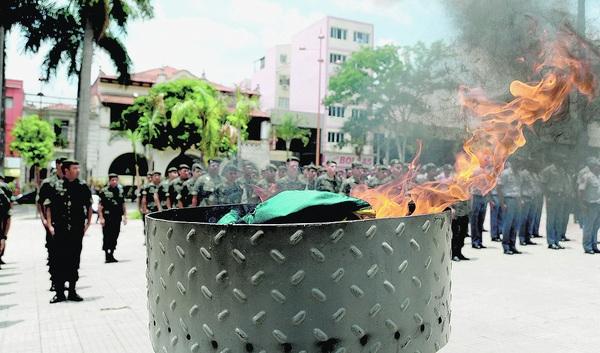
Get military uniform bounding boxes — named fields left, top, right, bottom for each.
left=45, top=175, right=92, bottom=295
left=142, top=182, right=161, bottom=213
left=578, top=162, right=600, bottom=253
left=195, top=173, right=223, bottom=206
left=175, top=177, right=194, bottom=208
left=215, top=180, right=244, bottom=205
left=498, top=165, right=522, bottom=254
left=168, top=177, right=187, bottom=208
left=0, top=186, right=11, bottom=253
left=340, top=176, right=360, bottom=196
left=451, top=200, right=471, bottom=260
left=37, top=173, right=60, bottom=283
left=276, top=175, right=306, bottom=191
left=541, top=164, right=569, bottom=248
left=315, top=173, right=342, bottom=193
left=98, top=182, right=126, bottom=256
left=157, top=180, right=170, bottom=210
left=517, top=168, right=536, bottom=245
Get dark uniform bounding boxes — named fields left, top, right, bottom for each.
left=157, top=179, right=170, bottom=211
left=195, top=173, right=223, bottom=206
left=46, top=161, right=92, bottom=301
left=0, top=184, right=11, bottom=270
left=177, top=177, right=195, bottom=208
left=37, top=172, right=60, bottom=284
left=315, top=173, right=342, bottom=193
left=98, top=176, right=126, bottom=260
left=143, top=182, right=161, bottom=213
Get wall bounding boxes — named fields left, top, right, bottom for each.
left=4, top=79, right=24, bottom=158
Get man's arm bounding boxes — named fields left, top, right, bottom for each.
left=141, top=194, right=148, bottom=214
left=84, top=206, right=93, bottom=234
left=122, top=203, right=127, bottom=225
left=45, top=207, right=54, bottom=236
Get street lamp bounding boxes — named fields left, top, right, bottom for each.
left=299, top=32, right=325, bottom=166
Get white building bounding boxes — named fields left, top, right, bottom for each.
left=252, top=16, right=375, bottom=167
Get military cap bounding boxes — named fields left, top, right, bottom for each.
left=167, top=167, right=178, bottom=173
left=325, top=160, right=337, bottom=165
left=306, top=163, right=318, bottom=171
left=208, top=158, right=222, bottom=164
left=389, top=159, right=401, bottom=165
left=108, top=173, right=119, bottom=179
left=151, top=171, right=162, bottom=176
left=351, top=162, right=363, bottom=169
left=286, top=156, right=300, bottom=163
left=147, top=172, right=153, bottom=177
left=264, top=163, right=277, bottom=171
left=192, top=163, right=204, bottom=171
left=62, top=159, right=79, bottom=168
left=222, top=163, right=240, bottom=174
left=377, top=164, right=389, bottom=171
left=178, top=164, right=190, bottom=170
left=55, top=157, right=66, bottom=164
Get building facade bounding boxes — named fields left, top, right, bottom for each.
left=2, top=79, right=24, bottom=177
left=252, top=16, right=375, bottom=167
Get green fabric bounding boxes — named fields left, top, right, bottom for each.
left=217, top=190, right=370, bottom=224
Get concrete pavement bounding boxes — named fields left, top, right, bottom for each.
left=0, top=206, right=599, bottom=353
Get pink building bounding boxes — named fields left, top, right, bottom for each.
left=4, top=79, right=24, bottom=158
left=252, top=16, right=375, bottom=167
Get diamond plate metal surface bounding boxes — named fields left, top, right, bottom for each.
left=146, top=205, right=452, bottom=353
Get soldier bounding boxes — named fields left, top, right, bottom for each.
left=240, top=162, right=260, bottom=204
left=255, top=164, right=278, bottom=199
left=156, top=168, right=175, bottom=211
left=517, top=165, right=537, bottom=246
left=168, top=164, right=190, bottom=209
left=174, top=164, right=195, bottom=208
left=451, top=200, right=470, bottom=261
left=0, top=179, right=11, bottom=271
left=541, top=161, right=570, bottom=249
left=45, top=160, right=92, bottom=303
left=489, top=185, right=504, bottom=242
left=578, top=158, right=600, bottom=254
left=195, top=159, right=223, bottom=206
left=142, top=171, right=163, bottom=217
left=215, top=164, right=243, bottom=204
left=368, top=165, right=390, bottom=188
left=179, top=163, right=203, bottom=208
left=36, top=158, right=65, bottom=288
left=98, top=173, right=127, bottom=263
left=316, top=160, right=343, bottom=193
left=470, top=176, right=489, bottom=249
left=497, top=159, right=522, bottom=255
left=390, top=159, right=404, bottom=180
left=529, top=166, right=544, bottom=239
left=276, top=157, right=306, bottom=191
left=138, top=172, right=152, bottom=217
left=304, top=164, right=318, bottom=190
left=340, top=162, right=364, bottom=196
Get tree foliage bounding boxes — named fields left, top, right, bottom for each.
left=10, top=115, right=55, bottom=167
left=274, top=113, right=311, bottom=158
left=325, top=42, right=457, bottom=161
left=119, top=78, right=234, bottom=160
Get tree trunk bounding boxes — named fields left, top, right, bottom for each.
left=285, top=140, right=291, bottom=159
left=75, top=20, right=94, bottom=181
left=237, top=128, right=242, bottom=167
left=576, top=0, right=588, bottom=164
left=0, top=26, right=6, bottom=175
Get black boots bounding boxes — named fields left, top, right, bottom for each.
left=50, top=282, right=83, bottom=303
left=105, top=250, right=118, bottom=263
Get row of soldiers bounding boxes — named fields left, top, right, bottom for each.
left=136, top=157, right=412, bottom=218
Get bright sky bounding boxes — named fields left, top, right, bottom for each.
left=4, top=0, right=452, bottom=99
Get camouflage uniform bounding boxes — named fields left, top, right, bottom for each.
left=168, top=177, right=189, bottom=208
left=315, top=174, right=342, bottom=193
left=340, top=176, right=361, bottom=196
left=142, top=182, right=161, bottom=213
left=176, top=177, right=195, bottom=208
left=215, top=180, right=244, bottom=205
left=276, top=175, right=306, bottom=191
left=156, top=180, right=170, bottom=211
left=195, top=173, right=223, bottom=206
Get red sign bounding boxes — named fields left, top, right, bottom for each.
left=325, top=154, right=374, bottom=168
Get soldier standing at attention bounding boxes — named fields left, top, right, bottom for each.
left=98, top=174, right=127, bottom=263
left=36, top=158, right=65, bottom=289
left=173, top=164, right=193, bottom=208
left=578, top=158, right=600, bottom=254
left=276, top=157, right=306, bottom=192
left=0, top=182, right=11, bottom=271
left=497, top=160, right=523, bottom=255
left=142, top=171, right=163, bottom=214
left=215, top=164, right=244, bottom=204
left=240, top=162, right=260, bottom=204
left=160, top=167, right=177, bottom=210
left=340, top=162, right=364, bottom=196
left=181, top=163, right=204, bottom=207
left=304, top=164, right=318, bottom=190
left=45, top=160, right=92, bottom=303
left=256, top=164, right=278, bottom=198
left=451, top=200, right=470, bottom=261
left=315, top=160, right=342, bottom=193
left=167, top=164, right=190, bottom=209
left=195, top=159, right=222, bottom=206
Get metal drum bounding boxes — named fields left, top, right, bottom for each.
left=146, top=205, right=451, bottom=353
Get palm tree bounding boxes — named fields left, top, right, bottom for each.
left=274, top=113, right=311, bottom=159
left=24, top=0, right=153, bottom=179
left=0, top=0, right=50, bottom=173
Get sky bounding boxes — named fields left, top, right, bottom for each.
left=4, top=0, right=453, bottom=100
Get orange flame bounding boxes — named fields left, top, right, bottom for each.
left=352, top=33, right=597, bottom=218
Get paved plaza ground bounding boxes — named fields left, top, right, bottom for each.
left=0, top=204, right=599, bottom=353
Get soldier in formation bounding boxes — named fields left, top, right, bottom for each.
left=98, top=173, right=127, bottom=263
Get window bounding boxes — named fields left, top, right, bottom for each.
left=278, top=97, right=289, bottom=109
left=280, top=54, right=288, bottom=64
left=328, top=106, right=345, bottom=117
left=330, top=27, right=347, bottom=40
left=327, top=132, right=345, bottom=143
left=351, top=109, right=367, bottom=119
left=353, top=31, right=370, bottom=44
left=279, top=75, right=290, bottom=87
left=5, top=97, right=13, bottom=109
left=259, top=57, right=265, bottom=69
left=329, top=53, right=346, bottom=64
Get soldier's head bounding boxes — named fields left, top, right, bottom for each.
left=222, top=164, right=239, bottom=182
left=192, top=163, right=204, bottom=178
left=306, top=164, right=317, bottom=180
left=351, top=162, right=363, bottom=179
left=390, top=159, right=403, bottom=178
left=146, top=172, right=152, bottom=183
left=277, top=165, right=287, bottom=179
left=376, top=165, right=388, bottom=179
left=178, top=164, right=190, bottom=180
left=243, top=162, right=258, bottom=179
left=286, top=157, right=300, bottom=177
left=590, top=158, right=600, bottom=175
left=325, top=160, right=337, bottom=177
left=167, top=167, right=178, bottom=180
left=61, top=160, right=80, bottom=181
left=108, top=173, right=119, bottom=188
left=55, top=157, right=66, bottom=177
left=263, top=164, right=277, bottom=181
left=151, top=171, right=162, bottom=184
left=208, top=159, right=221, bottom=176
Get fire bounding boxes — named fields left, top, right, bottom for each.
left=353, top=32, right=597, bottom=218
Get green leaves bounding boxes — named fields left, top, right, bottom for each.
left=10, top=115, right=56, bottom=167
left=274, top=113, right=311, bottom=156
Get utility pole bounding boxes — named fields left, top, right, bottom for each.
left=315, top=32, right=324, bottom=166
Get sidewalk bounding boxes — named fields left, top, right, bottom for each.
left=0, top=206, right=599, bottom=353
